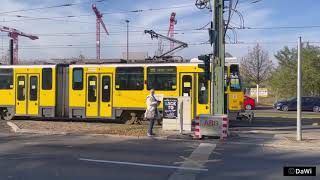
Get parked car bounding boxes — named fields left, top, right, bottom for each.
left=274, top=96, right=320, bottom=112
left=244, top=95, right=255, bottom=110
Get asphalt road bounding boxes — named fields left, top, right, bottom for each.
left=230, top=106, right=320, bottom=128
left=254, top=106, right=320, bottom=115
left=0, top=131, right=318, bottom=180
left=0, top=107, right=319, bottom=180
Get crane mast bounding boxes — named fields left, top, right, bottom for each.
left=92, top=3, right=109, bottom=60
left=168, top=12, right=177, bottom=51
left=0, top=25, right=38, bottom=65
left=158, top=12, right=177, bottom=56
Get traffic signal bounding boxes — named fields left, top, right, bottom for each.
left=198, top=54, right=211, bottom=80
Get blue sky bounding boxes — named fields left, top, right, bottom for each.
left=0, top=0, right=319, bottom=61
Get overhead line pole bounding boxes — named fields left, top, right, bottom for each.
left=210, top=0, right=215, bottom=115
left=297, top=36, right=302, bottom=141
left=213, top=0, right=225, bottom=115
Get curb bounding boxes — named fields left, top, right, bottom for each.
left=230, top=125, right=320, bottom=132
left=5, top=121, right=207, bottom=143
left=7, top=121, right=68, bottom=135
left=225, top=141, right=320, bottom=150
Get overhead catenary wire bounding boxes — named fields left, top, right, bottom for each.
left=17, top=40, right=320, bottom=49
left=2, top=1, right=319, bottom=54
left=0, top=0, right=107, bottom=15
left=18, top=43, right=211, bottom=50
left=0, top=4, right=194, bottom=20
left=0, top=29, right=209, bottom=37
left=1, top=24, right=320, bottom=38
left=237, top=25, right=320, bottom=30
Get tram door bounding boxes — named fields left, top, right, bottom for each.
left=16, top=74, right=39, bottom=115
left=86, top=74, right=112, bottom=118
left=180, top=73, right=195, bottom=119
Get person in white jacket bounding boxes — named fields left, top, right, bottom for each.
left=145, top=89, right=160, bottom=136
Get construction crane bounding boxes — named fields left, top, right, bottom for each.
left=168, top=12, right=177, bottom=51
left=145, top=30, right=188, bottom=61
left=92, top=3, right=109, bottom=60
left=158, top=12, right=177, bottom=56
left=0, top=25, right=38, bottom=65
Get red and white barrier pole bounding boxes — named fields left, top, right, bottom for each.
left=221, top=115, right=228, bottom=140
left=194, top=116, right=201, bottom=139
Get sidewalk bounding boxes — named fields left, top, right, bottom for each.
left=231, top=126, right=320, bottom=150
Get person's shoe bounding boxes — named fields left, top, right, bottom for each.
left=147, top=133, right=153, bottom=137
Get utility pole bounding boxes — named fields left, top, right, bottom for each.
left=297, top=36, right=302, bottom=141
left=196, top=0, right=225, bottom=115
left=210, top=0, right=215, bottom=115
left=125, top=20, right=129, bottom=60
left=213, top=0, right=225, bottom=115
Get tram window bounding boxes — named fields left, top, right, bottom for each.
left=72, top=68, right=83, bottom=90
left=198, top=73, right=208, bottom=104
left=182, top=75, right=192, bottom=97
left=88, top=76, right=97, bottom=102
left=42, top=68, right=52, bottom=90
left=147, top=67, right=176, bottom=90
left=102, top=76, right=111, bottom=102
left=0, top=68, right=13, bottom=89
left=115, top=67, right=144, bottom=90
left=17, top=76, right=25, bottom=101
left=230, top=65, right=241, bottom=91
left=30, top=76, right=38, bottom=101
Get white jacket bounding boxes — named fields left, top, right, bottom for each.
left=145, top=95, right=160, bottom=119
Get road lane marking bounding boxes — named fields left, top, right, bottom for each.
left=168, top=143, right=217, bottom=180
left=78, top=158, right=208, bottom=171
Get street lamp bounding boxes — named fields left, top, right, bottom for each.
left=125, top=20, right=129, bottom=61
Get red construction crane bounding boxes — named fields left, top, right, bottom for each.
left=168, top=12, right=177, bottom=51
left=158, top=12, right=177, bottom=56
left=0, top=25, right=38, bottom=65
left=92, top=3, right=109, bottom=60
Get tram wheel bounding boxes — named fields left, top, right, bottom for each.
left=2, top=109, right=14, bottom=121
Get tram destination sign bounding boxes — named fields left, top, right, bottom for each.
left=163, top=98, right=178, bottom=119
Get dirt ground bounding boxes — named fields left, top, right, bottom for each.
left=12, top=120, right=162, bottom=136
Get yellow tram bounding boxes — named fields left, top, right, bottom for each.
left=0, top=61, right=243, bottom=121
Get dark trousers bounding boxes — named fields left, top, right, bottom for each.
left=148, top=118, right=155, bottom=135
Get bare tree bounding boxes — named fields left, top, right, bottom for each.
left=241, top=44, right=273, bottom=102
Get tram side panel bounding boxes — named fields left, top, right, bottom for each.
left=113, top=66, right=148, bottom=119
left=68, top=66, right=86, bottom=118
left=67, top=64, right=211, bottom=121
left=68, top=65, right=115, bottom=119
left=39, top=66, right=56, bottom=117
left=15, top=66, right=57, bottom=118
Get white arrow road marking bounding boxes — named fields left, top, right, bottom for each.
left=79, top=158, right=208, bottom=172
